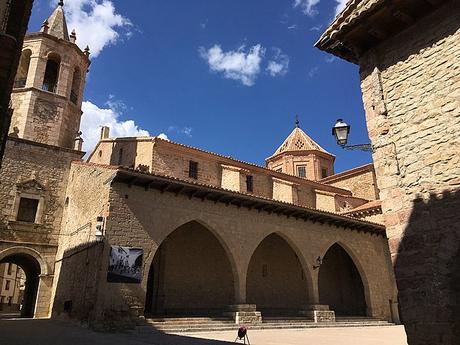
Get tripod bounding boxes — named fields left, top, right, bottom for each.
left=235, top=326, right=250, bottom=344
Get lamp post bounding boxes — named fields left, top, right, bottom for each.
left=332, top=119, right=373, bottom=152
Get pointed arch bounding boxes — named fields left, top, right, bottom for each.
left=318, top=242, right=368, bottom=316
left=145, top=220, right=236, bottom=316
left=246, top=232, right=312, bottom=316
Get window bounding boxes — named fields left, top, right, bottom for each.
left=70, top=67, right=81, bottom=104
left=189, top=161, right=198, bottom=179
left=297, top=166, right=306, bottom=178
left=275, top=168, right=282, bottom=173
left=7, top=297, right=12, bottom=306
left=5, top=281, right=10, bottom=291
left=7, top=263, right=12, bottom=275
left=42, top=54, right=60, bottom=93
left=246, top=175, right=254, bottom=193
left=14, top=49, right=31, bottom=88
left=16, top=197, right=39, bottom=223
left=117, top=148, right=123, bottom=165
left=321, top=168, right=328, bottom=179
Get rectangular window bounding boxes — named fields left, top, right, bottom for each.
left=189, top=161, right=198, bottom=179
left=16, top=197, right=39, bottom=223
left=8, top=297, right=11, bottom=306
left=7, top=263, right=12, bottom=275
left=321, top=168, right=328, bottom=178
left=5, top=281, right=10, bottom=291
left=297, top=166, right=306, bottom=178
left=246, top=175, right=254, bottom=193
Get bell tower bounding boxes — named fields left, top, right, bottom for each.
left=9, top=1, right=90, bottom=149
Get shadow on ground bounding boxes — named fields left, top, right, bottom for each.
left=0, top=319, right=236, bottom=345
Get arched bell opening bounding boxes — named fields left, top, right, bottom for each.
left=14, top=49, right=32, bottom=88
left=42, top=53, right=61, bottom=93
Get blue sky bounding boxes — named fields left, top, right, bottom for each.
left=29, top=0, right=372, bottom=173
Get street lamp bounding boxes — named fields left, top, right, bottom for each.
left=332, top=119, right=372, bottom=152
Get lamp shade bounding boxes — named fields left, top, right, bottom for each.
left=332, top=119, right=350, bottom=146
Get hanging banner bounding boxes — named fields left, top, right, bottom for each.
left=107, top=245, right=143, bottom=283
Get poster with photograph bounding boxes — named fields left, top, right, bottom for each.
left=107, top=245, right=143, bottom=283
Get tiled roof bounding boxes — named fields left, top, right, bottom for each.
left=270, top=127, right=332, bottom=158
left=342, top=199, right=382, bottom=216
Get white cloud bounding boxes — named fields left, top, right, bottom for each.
left=199, top=44, right=265, bottom=86
left=59, top=0, right=133, bottom=58
left=325, top=56, right=337, bottom=63
left=157, top=133, right=169, bottom=140
left=334, top=0, right=349, bottom=16
left=287, top=24, right=297, bottom=30
left=293, top=0, right=320, bottom=17
left=308, top=66, right=319, bottom=78
left=167, top=126, right=193, bottom=138
left=309, top=25, right=322, bottom=32
left=266, top=48, right=289, bottom=77
left=80, top=100, right=149, bottom=153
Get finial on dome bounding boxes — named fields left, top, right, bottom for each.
left=295, top=115, right=300, bottom=128
left=58, top=0, right=64, bottom=6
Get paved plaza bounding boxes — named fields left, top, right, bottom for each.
left=1, top=319, right=408, bottom=345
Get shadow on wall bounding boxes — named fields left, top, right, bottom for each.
left=394, top=188, right=460, bottom=344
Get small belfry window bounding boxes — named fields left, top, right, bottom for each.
left=297, top=166, right=306, bottom=178
left=70, top=67, right=81, bottom=104
left=189, top=161, right=198, bottom=179
left=321, top=168, right=328, bottom=179
left=42, top=54, right=61, bottom=93
left=16, top=197, right=39, bottom=223
left=246, top=175, right=254, bottom=193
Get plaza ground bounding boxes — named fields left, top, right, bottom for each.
left=1, top=319, right=408, bottom=345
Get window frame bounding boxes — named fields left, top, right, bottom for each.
left=246, top=175, right=254, bottom=193
left=297, top=165, right=307, bottom=178
left=12, top=192, right=44, bottom=224
left=188, top=160, right=198, bottom=179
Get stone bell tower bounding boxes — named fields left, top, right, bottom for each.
left=9, top=1, right=90, bottom=149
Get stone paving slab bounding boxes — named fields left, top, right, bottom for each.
left=0, top=319, right=408, bottom=345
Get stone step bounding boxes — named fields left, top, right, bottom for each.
left=139, top=319, right=395, bottom=334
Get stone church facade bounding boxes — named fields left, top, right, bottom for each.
left=0, top=3, right=399, bottom=329
left=316, top=1, right=460, bottom=344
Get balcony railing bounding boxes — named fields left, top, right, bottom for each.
left=42, top=83, right=57, bottom=93
left=13, top=78, right=26, bottom=88
left=70, top=90, right=78, bottom=104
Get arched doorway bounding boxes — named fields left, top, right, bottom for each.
left=319, top=243, right=367, bottom=316
left=246, top=233, right=308, bottom=316
left=145, top=221, right=235, bottom=316
left=0, top=252, right=41, bottom=318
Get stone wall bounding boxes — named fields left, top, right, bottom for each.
left=51, top=162, right=115, bottom=322
left=88, top=138, right=362, bottom=212
left=359, top=3, right=460, bottom=343
left=0, top=137, right=81, bottom=317
left=321, top=164, right=379, bottom=201
left=78, top=176, right=397, bottom=329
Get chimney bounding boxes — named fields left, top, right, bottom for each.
left=100, top=126, right=110, bottom=140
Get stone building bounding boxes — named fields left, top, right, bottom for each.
left=0, top=2, right=399, bottom=330
left=0, top=263, right=25, bottom=314
left=0, top=0, right=34, bottom=167
left=316, top=1, right=460, bottom=344
left=0, top=2, right=87, bottom=318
